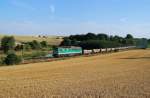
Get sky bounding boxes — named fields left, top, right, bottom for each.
left=0, top=0, right=150, bottom=38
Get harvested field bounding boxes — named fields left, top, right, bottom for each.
left=0, top=49, right=149, bottom=98
left=0, top=35, right=63, bottom=45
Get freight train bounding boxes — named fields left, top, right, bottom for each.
left=53, top=46, right=136, bottom=57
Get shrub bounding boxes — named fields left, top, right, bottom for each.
left=24, top=43, right=32, bottom=51
left=28, top=40, right=41, bottom=50
left=40, top=41, right=48, bottom=47
left=4, top=53, right=22, bottom=65
left=15, top=44, right=23, bottom=51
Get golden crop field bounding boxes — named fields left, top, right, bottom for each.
left=0, top=49, right=149, bottom=98
left=0, top=35, right=63, bottom=45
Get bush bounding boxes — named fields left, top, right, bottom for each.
left=4, top=53, right=22, bottom=65
left=40, top=41, right=48, bottom=47
left=28, top=40, right=41, bottom=50
left=15, top=44, right=23, bottom=51
left=24, top=43, right=32, bottom=51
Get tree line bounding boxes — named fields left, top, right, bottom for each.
left=60, top=33, right=135, bottom=49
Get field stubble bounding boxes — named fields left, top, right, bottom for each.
left=0, top=49, right=149, bottom=98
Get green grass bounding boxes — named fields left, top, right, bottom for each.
left=0, top=49, right=50, bottom=61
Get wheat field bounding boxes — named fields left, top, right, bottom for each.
left=0, top=50, right=149, bottom=98
left=0, top=35, right=63, bottom=45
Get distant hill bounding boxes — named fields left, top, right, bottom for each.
left=0, top=35, right=63, bottom=45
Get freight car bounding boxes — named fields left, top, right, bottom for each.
left=93, top=49, right=101, bottom=53
left=83, top=50, right=93, bottom=55
left=53, top=46, right=82, bottom=57
left=101, top=48, right=107, bottom=53
left=106, top=48, right=112, bottom=52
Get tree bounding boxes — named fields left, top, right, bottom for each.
left=40, top=41, right=48, bottom=47
left=97, top=33, right=108, bottom=40
left=71, top=39, right=79, bottom=46
left=29, top=40, right=41, bottom=50
left=1, top=36, right=15, bottom=54
left=124, top=34, right=134, bottom=46
left=4, top=52, right=22, bottom=65
left=15, top=44, right=23, bottom=51
left=60, top=38, right=72, bottom=46
left=85, top=33, right=97, bottom=40
left=126, top=34, right=133, bottom=39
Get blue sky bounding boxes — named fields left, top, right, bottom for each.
left=0, top=0, right=150, bottom=38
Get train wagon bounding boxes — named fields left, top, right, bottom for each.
left=106, top=48, right=112, bottom=52
left=83, top=50, right=93, bottom=55
left=53, top=46, right=82, bottom=57
left=93, top=49, right=101, bottom=53
left=101, top=48, right=107, bottom=53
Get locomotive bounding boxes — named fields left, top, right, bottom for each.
left=53, top=46, right=82, bottom=57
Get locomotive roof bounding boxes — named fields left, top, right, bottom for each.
left=57, top=46, right=82, bottom=49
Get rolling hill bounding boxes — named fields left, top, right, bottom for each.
left=0, top=49, right=149, bottom=97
